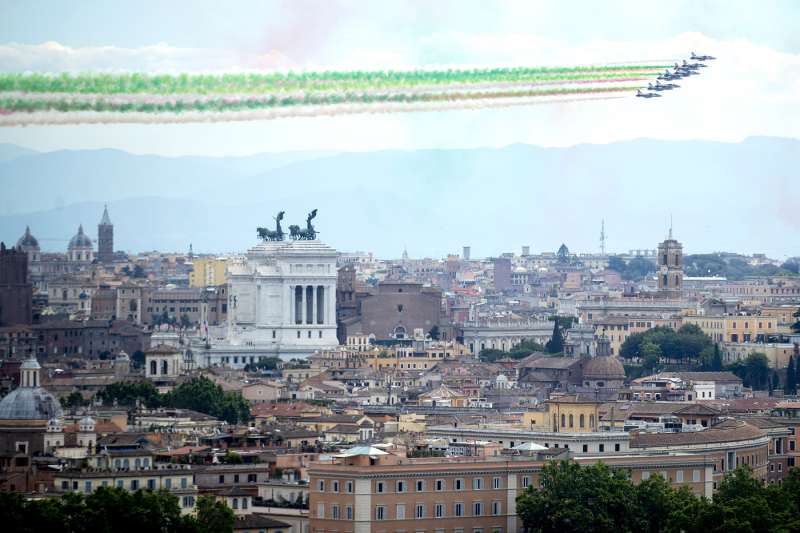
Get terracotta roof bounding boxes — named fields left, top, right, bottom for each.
left=631, top=420, right=765, bottom=447
left=672, top=403, right=721, bottom=416
left=234, top=515, right=290, bottom=530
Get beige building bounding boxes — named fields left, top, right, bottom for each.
left=682, top=314, right=788, bottom=343
left=54, top=466, right=198, bottom=513
left=308, top=446, right=715, bottom=533
left=189, top=257, right=228, bottom=288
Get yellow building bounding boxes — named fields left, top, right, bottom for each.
left=522, top=394, right=603, bottom=433
left=365, top=341, right=469, bottom=371
left=188, top=257, right=228, bottom=288
left=682, top=314, right=788, bottom=343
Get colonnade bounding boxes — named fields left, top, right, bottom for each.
left=290, top=284, right=328, bottom=325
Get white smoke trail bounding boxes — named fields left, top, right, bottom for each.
left=0, top=92, right=628, bottom=126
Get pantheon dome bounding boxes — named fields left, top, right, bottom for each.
left=0, top=358, right=62, bottom=421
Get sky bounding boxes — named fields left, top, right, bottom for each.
left=0, top=0, right=799, bottom=155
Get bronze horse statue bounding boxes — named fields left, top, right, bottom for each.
left=257, top=211, right=285, bottom=241
left=289, top=209, right=318, bottom=240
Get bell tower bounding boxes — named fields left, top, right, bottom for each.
left=657, top=218, right=683, bottom=298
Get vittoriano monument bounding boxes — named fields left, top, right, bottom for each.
left=257, top=209, right=318, bottom=241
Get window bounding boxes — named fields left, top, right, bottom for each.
left=435, top=503, right=444, bottom=518
left=579, top=414, right=585, bottom=428
left=454, top=502, right=464, bottom=517
left=599, top=444, right=605, bottom=453
left=416, top=479, right=425, bottom=492
left=522, top=476, right=530, bottom=488
left=317, top=480, right=325, bottom=491
left=397, top=480, right=407, bottom=493
left=242, top=498, right=248, bottom=509
left=492, top=501, right=501, bottom=516
left=376, top=481, right=385, bottom=493
left=346, top=505, right=353, bottom=520
left=165, top=478, right=172, bottom=489
left=332, top=480, right=339, bottom=493
left=376, top=505, right=386, bottom=520
left=642, top=471, right=650, bottom=481
left=116, top=480, right=124, bottom=488
left=676, top=470, right=684, bottom=483
left=131, top=480, right=139, bottom=490
left=492, top=477, right=502, bottom=489
left=473, top=501, right=483, bottom=516
left=569, top=414, right=574, bottom=428
left=416, top=504, right=425, bottom=518
left=219, top=474, right=225, bottom=484
left=561, top=414, right=566, bottom=427
left=84, top=480, right=92, bottom=493
left=473, top=478, right=483, bottom=490
left=232, top=499, right=239, bottom=510
left=615, top=443, right=620, bottom=452
left=396, top=504, right=406, bottom=519
left=248, top=473, right=257, bottom=483
left=181, top=477, right=188, bottom=489
left=435, top=479, right=445, bottom=491
left=582, top=444, right=588, bottom=453
left=331, top=504, right=339, bottom=519
left=455, top=478, right=464, bottom=490
left=346, top=481, right=354, bottom=493
left=233, top=474, right=239, bottom=483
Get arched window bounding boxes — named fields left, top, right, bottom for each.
left=569, top=414, right=574, bottom=428
left=150, top=360, right=157, bottom=375
left=579, top=414, right=585, bottom=428
left=561, top=414, right=566, bottom=428
left=394, top=326, right=407, bottom=339
left=553, top=414, right=558, bottom=432
left=589, top=415, right=595, bottom=428
left=161, top=360, right=168, bottom=375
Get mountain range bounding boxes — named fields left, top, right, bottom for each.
left=1, top=137, right=798, bottom=258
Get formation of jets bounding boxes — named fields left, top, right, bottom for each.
left=637, top=52, right=715, bottom=98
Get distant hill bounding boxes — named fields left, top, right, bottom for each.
left=1, top=137, right=798, bottom=257
left=0, top=143, right=38, bottom=162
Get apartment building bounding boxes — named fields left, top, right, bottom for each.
left=308, top=447, right=715, bottom=533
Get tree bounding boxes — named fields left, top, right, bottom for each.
left=222, top=451, right=243, bottom=464
left=517, top=460, right=639, bottom=532
left=711, top=343, right=723, bottom=372
left=196, top=495, right=234, bottom=533
left=97, top=380, right=161, bottom=408
left=784, top=355, right=797, bottom=395
left=640, top=341, right=662, bottom=371
left=545, top=319, right=563, bottom=354
left=771, top=371, right=780, bottom=393
left=163, top=376, right=250, bottom=424
left=131, top=350, right=145, bottom=369
left=606, top=256, right=627, bottom=274
left=478, top=348, right=508, bottom=363
left=741, top=352, right=770, bottom=390
left=61, top=391, right=86, bottom=409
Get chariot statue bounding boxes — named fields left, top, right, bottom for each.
left=289, top=209, right=318, bottom=240
left=257, top=211, right=285, bottom=241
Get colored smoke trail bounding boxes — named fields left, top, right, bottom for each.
left=0, top=63, right=669, bottom=126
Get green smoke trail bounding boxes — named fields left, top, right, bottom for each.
left=0, top=66, right=667, bottom=95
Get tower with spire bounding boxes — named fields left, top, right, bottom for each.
left=657, top=215, right=683, bottom=298
left=98, top=204, right=114, bottom=264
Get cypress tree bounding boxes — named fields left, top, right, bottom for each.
left=785, top=355, right=797, bottom=395
left=547, top=319, right=564, bottom=354
left=712, top=343, right=723, bottom=371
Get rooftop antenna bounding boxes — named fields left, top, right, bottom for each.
left=599, top=219, right=606, bottom=256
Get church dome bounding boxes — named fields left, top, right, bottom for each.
left=16, top=226, right=39, bottom=250
left=583, top=355, right=626, bottom=381
left=68, top=225, right=92, bottom=250
left=0, top=387, right=63, bottom=420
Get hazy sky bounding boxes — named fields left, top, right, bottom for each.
left=1, top=0, right=799, bottom=155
